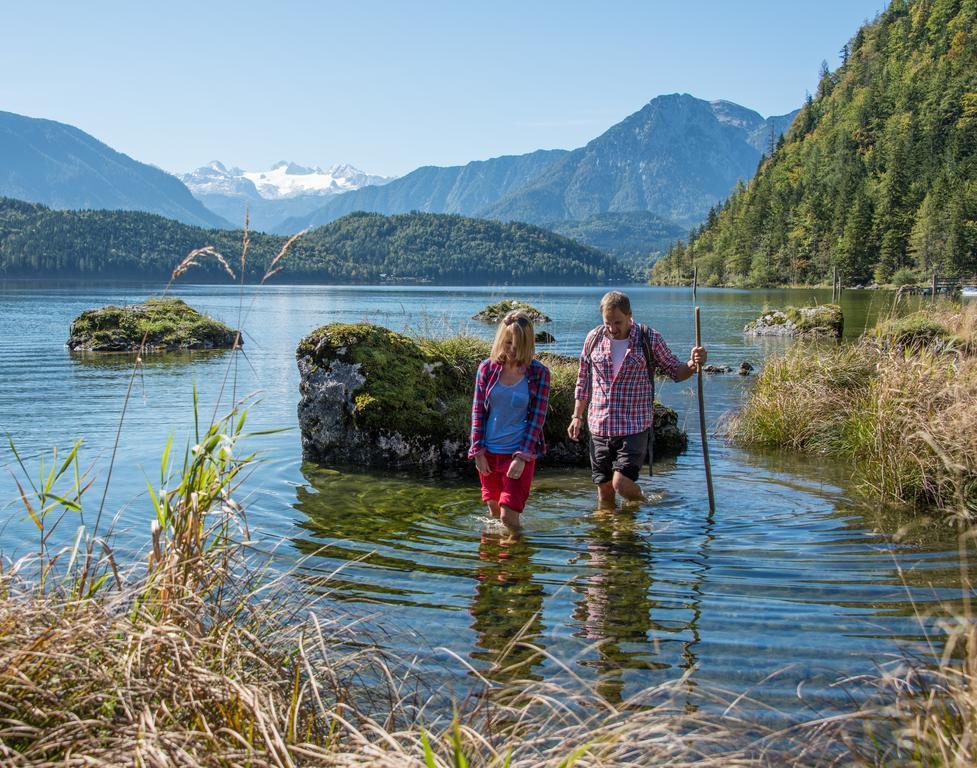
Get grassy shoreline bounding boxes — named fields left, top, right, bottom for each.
left=730, top=302, right=977, bottom=517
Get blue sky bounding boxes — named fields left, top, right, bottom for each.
left=2, top=0, right=887, bottom=177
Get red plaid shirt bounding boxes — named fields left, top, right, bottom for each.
left=574, top=321, right=681, bottom=437
left=469, top=358, right=550, bottom=460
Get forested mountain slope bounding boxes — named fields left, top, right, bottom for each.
left=653, top=0, right=977, bottom=287
left=0, top=198, right=627, bottom=284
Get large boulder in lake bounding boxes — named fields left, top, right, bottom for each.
left=296, top=323, right=686, bottom=471
left=67, top=298, right=240, bottom=352
left=472, top=300, right=551, bottom=323
left=744, top=304, right=843, bottom=339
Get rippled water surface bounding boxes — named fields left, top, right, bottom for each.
left=0, top=281, right=964, bottom=719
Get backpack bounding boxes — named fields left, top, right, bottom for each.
left=583, top=324, right=657, bottom=475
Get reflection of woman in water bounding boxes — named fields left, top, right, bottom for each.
left=469, top=531, right=545, bottom=685
left=573, top=510, right=659, bottom=704
left=468, top=310, right=551, bottom=529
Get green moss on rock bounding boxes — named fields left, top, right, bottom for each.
left=296, top=324, right=487, bottom=440
left=472, top=300, right=551, bottom=323
left=745, top=304, right=843, bottom=339
left=67, top=298, right=240, bottom=352
left=785, top=304, right=843, bottom=336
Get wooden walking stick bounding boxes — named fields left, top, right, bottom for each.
left=695, top=306, right=716, bottom=512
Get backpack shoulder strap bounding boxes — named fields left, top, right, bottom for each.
left=583, top=326, right=603, bottom=363
left=639, top=324, right=656, bottom=382
left=640, top=324, right=657, bottom=405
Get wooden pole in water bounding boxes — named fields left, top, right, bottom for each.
left=832, top=267, right=837, bottom=302
left=838, top=271, right=844, bottom=299
left=932, top=271, right=938, bottom=303
left=694, top=306, right=716, bottom=513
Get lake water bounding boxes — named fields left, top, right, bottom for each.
left=0, top=281, right=964, bottom=720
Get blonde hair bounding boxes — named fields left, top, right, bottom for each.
left=599, top=290, right=632, bottom=316
left=490, top=310, right=535, bottom=367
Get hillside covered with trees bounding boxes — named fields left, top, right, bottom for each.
left=546, top=211, right=688, bottom=267
left=653, top=0, right=977, bottom=287
left=0, top=199, right=628, bottom=284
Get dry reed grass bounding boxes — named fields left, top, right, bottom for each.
left=730, top=302, right=977, bottom=516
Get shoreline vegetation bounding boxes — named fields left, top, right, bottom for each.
left=730, top=301, right=977, bottom=516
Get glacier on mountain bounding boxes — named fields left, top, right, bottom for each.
left=181, top=160, right=391, bottom=200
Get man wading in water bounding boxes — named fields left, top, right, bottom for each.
left=568, top=291, right=707, bottom=508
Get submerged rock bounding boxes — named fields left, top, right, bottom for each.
left=472, top=300, right=551, bottom=323
left=296, top=323, right=686, bottom=471
left=535, top=331, right=556, bottom=344
left=67, top=298, right=240, bottom=352
left=744, top=305, right=843, bottom=340
left=738, top=361, right=754, bottom=375
left=703, top=364, right=733, bottom=374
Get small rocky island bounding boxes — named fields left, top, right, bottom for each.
left=744, top=304, right=843, bottom=339
left=296, top=323, right=686, bottom=471
left=472, top=300, right=551, bottom=323
left=67, top=298, right=240, bottom=352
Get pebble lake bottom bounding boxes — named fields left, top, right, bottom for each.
left=0, top=281, right=968, bottom=723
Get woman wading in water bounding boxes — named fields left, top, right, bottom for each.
left=468, top=310, right=551, bottom=528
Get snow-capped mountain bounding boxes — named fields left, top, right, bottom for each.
left=180, top=160, right=392, bottom=232
left=181, top=160, right=390, bottom=200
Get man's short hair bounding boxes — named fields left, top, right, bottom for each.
left=599, top=290, right=631, bottom=316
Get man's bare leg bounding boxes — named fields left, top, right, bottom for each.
left=597, top=481, right=616, bottom=510
left=612, top=471, right=646, bottom=505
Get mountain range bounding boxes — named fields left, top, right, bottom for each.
left=180, top=160, right=390, bottom=231
left=0, top=95, right=797, bottom=262
left=274, top=95, right=797, bottom=244
left=0, top=110, right=228, bottom=229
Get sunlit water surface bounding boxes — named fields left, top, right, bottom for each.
left=0, top=281, right=965, bottom=720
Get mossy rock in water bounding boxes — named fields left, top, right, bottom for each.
left=744, top=304, right=842, bottom=339
left=535, top=331, right=556, bottom=344
left=472, top=300, right=551, bottom=323
left=67, top=298, right=240, bottom=352
left=296, top=322, right=686, bottom=471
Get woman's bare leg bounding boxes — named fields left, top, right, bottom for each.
left=500, top=505, right=521, bottom=529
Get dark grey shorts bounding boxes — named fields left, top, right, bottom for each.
left=589, top=429, right=650, bottom=485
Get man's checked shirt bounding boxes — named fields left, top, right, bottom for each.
left=574, top=321, right=681, bottom=437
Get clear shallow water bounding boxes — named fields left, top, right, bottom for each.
left=0, top=280, right=963, bottom=720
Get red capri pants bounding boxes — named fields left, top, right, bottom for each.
left=478, top=452, right=536, bottom=512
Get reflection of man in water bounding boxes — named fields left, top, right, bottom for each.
left=469, top=531, right=546, bottom=685
left=573, top=511, right=659, bottom=704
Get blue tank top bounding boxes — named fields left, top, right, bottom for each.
left=484, top=376, right=530, bottom=454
